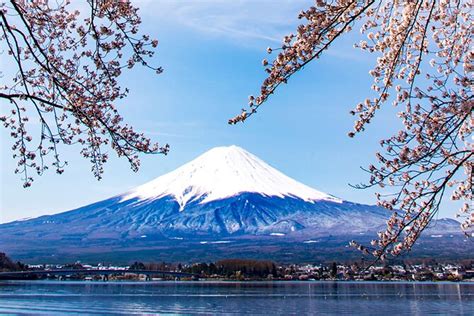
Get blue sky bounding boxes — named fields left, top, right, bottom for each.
left=0, top=0, right=459, bottom=223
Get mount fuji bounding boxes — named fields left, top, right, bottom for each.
left=0, top=146, right=467, bottom=263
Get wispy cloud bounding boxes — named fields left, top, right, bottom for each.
left=134, top=0, right=312, bottom=46
left=140, top=130, right=193, bottom=139
left=132, top=0, right=369, bottom=61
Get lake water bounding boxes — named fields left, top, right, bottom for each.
left=0, top=281, right=473, bottom=315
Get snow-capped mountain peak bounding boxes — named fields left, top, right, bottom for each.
left=3, top=145, right=465, bottom=263
left=121, top=145, right=341, bottom=210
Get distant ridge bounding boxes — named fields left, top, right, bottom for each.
left=0, top=146, right=467, bottom=263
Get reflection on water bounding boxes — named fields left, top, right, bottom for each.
left=0, top=281, right=473, bottom=314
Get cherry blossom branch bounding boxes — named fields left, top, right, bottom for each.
left=1, top=0, right=169, bottom=186
left=232, top=0, right=473, bottom=260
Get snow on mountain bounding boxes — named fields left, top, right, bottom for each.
left=0, top=145, right=467, bottom=263
left=122, top=145, right=341, bottom=210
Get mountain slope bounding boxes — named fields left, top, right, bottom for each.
left=0, top=145, right=467, bottom=263
left=121, top=145, right=341, bottom=210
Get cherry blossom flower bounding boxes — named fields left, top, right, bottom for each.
left=230, top=0, right=473, bottom=261
left=1, top=0, right=169, bottom=187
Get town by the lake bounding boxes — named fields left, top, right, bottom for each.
left=2, top=253, right=474, bottom=283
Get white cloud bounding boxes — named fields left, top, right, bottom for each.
left=132, top=0, right=369, bottom=61
left=133, top=0, right=312, bottom=45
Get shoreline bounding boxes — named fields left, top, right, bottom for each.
left=2, top=279, right=474, bottom=284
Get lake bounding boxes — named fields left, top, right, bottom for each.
left=0, top=281, right=473, bottom=315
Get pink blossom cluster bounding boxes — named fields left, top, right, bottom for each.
left=1, top=0, right=168, bottom=187
left=232, top=0, right=473, bottom=260
left=229, top=0, right=373, bottom=124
